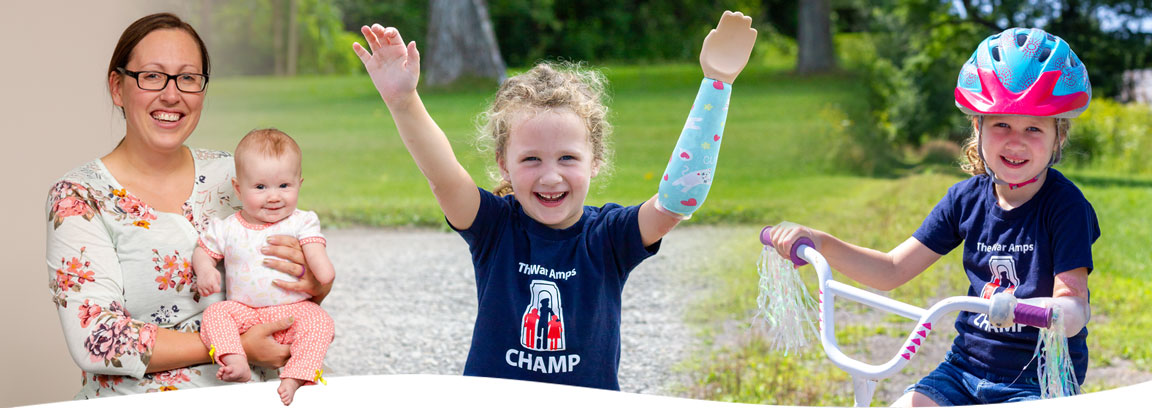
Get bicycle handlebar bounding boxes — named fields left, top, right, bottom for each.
left=757, top=225, right=1053, bottom=380
left=759, top=226, right=814, bottom=266
left=1011, top=302, right=1052, bottom=328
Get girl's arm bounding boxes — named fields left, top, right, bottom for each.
left=1019, top=268, right=1090, bottom=337
left=641, top=11, right=757, bottom=246
left=353, top=24, right=480, bottom=230
left=769, top=222, right=943, bottom=291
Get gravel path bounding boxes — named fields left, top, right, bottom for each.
left=322, top=226, right=732, bottom=395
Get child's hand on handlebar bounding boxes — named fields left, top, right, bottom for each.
left=769, top=221, right=821, bottom=262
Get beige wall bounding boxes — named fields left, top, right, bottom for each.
left=0, top=2, right=190, bottom=405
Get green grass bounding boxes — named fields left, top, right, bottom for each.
left=191, top=65, right=1150, bottom=404
left=194, top=63, right=868, bottom=227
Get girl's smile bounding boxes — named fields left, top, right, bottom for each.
left=499, top=109, right=599, bottom=230
left=981, top=115, right=1059, bottom=184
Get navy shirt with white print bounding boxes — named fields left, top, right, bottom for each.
left=913, top=168, right=1099, bottom=383
left=452, top=187, right=659, bottom=390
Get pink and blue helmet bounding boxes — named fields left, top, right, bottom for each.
left=955, top=27, right=1091, bottom=118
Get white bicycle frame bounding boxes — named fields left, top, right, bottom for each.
left=768, top=231, right=1053, bottom=407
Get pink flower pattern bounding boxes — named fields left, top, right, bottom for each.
left=50, top=151, right=259, bottom=396
left=80, top=301, right=154, bottom=369
left=150, top=249, right=200, bottom=302
left=116, top=194, right=157, bottom=221
left=78, top=300, right=102, bottom=328
left=48, top=180, right=159, bottom=230
left=49, top=248, right=96, bottom=309
left=47, top=182, right=96, bottom=229
left=152, top=368, right=192, bottom=385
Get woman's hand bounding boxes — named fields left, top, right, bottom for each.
left=353, top=24, right=421, bottom=109
left=700, top=10, right=757, bottom=84
left=264, top=235, right=334, bottom=303
left=239, top=318, right=293, bottom=368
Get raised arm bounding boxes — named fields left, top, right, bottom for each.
left=641, top=11, right=757, bottom=246
left=353, top=24, right=480, bottom=229
left=768, top=222, right=943, bottom=291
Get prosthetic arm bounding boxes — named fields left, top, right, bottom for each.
left=656, top=11, right=756, bottom=217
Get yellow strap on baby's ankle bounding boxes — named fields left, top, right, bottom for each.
left=208, top=345, right=216, bottom=363
left=314, top=370, right=327, bottom=385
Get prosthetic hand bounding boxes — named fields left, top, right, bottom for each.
left=657, top=11, right=755, bottom=217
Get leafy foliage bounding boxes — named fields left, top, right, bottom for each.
left=187, top=0, right=361, bottom=75
left=841, top=0, right=1152, bottom=146
left=1066, top=99, right=1152, bottom=175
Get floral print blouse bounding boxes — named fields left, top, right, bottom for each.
left=46, top=148, right=277, bottom=398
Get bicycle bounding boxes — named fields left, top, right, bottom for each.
left=756, top=226, right=1068, bottom=407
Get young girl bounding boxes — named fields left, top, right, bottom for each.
left=192, top=129, right=336, bottom=405
left=353, top=12, right=755, bottom=389
left=767, top=27, right=1098, bottom=406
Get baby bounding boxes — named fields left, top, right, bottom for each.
left=192, top=128, right=335, bottom=405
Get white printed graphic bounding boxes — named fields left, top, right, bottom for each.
left=670, top=167, right=712, bottom=193
left=980, top=255, right=1020, bottom=299
left=684, top=116, right=703, bottom=130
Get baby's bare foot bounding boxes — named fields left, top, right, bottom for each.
left=216, top=354, right=251, bottom=382
left=278, top=378, right=306, bottom=405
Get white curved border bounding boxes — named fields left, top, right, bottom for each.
left=21, top=375, right=1149, bottom=407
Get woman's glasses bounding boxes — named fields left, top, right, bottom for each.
left=117, top=67, right=209, bottom=93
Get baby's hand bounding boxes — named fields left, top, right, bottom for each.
left=353, top=24, right=421, bottom=108
left=196, top=270, right=221, bottom=297
left=700, top=11, right=757, bottom=84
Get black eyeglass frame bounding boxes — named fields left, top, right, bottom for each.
left=116, top=67, right=210, bottom=93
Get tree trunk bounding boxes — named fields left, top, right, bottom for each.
left=198, top=0, right=214, bottom=53
left=286, top=0, right=298, bottom=76
left=796, top=0, right=836, bottom=74
left=425, top=0, right=507, bottom=86
left=273, top=0, right=285, bottom=76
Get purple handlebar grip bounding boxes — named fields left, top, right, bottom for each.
left=1012, top=303, right=1052, bottom=328
left=759, top=226, right=813, bottom=266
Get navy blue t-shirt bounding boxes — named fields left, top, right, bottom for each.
left=913, top=168, right=1099, bottom=383
left=452, top=188, right=660, bottom=390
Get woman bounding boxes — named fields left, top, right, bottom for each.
left=45, top=13, right=332, bottom=397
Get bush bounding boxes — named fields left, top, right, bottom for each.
left=1066, top=99, right=1152, bottom=175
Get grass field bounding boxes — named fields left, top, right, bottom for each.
left=194, top=62, right=868, bottom=227
left=192, top=63, right=1150, bottom=405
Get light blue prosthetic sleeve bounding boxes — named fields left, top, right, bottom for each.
left=657, top=78, right=733, bottom=217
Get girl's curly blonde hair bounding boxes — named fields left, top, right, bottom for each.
left=960, top=116, right=1071, bottom=176
left=476, top=62, right=613, bottom=196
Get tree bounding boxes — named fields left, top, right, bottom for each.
left=424, top=0, right=506, bottom=86
left=847, top=0, right=1152, bottom=145
left=796, top=0, right=837, bottom=74
left=186, top=0, right=360, bottom=76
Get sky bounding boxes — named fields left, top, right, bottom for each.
left=949, top=0, right=1152, bottom=32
